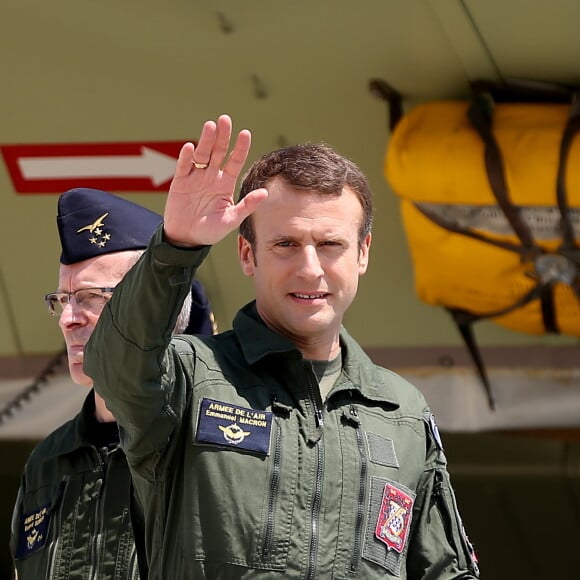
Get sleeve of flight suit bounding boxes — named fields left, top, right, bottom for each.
left=9, top=472, right=48, bottom=578
left=84, top=225, right=210, bottom=477
left=405, top=411, right=480, bottom=579
left=9, top=476, right=25, bottom=570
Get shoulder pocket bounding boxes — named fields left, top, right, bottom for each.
left=434, top=470, right=480, bottom=576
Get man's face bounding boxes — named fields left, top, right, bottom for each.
left=57, top=251, right=137, bottom=385
left=238, top=177, right=371, bottom=351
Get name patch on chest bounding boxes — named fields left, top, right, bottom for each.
left=196, top=397, right=272, bottom=455
left=15, top=505, right=50, bottom=559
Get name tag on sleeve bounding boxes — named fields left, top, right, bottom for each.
left=15, top=505, right=50, bottom=559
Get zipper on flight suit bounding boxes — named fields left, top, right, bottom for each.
left=306, top=439, right=325, bottom=580
left=305, top=362, right=324, bottom=430
left=341, top=404, right=367, bottom=574
left=262, top=398, right=292, bottom=559
left=262, top=413, right=284, bottom=558
left=433, top=470, right=478, bottom=574
left=128, top=545, right=140, bottom=580
left=46, top=478, right=69, bottom=580
left=88, top=446, right=110, bottom=580
left=304, top=363, right=325, bottom=580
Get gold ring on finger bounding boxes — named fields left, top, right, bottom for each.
left=192, top=161, right=209, bottom=169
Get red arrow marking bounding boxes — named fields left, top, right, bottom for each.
left=1, top=141, right=187, bottom=193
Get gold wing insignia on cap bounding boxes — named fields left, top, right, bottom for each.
left=77, top=212, right=109, bottom=234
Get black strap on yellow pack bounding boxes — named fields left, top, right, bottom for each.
left=369, top=79, right=404, bottom=132
left=373, top=78, right=580, bottom=409
left=453, top=81, right=580, bottom=406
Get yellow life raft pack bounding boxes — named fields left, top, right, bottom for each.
left=379, top=79, right=580, bottom=405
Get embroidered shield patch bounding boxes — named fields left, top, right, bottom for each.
left=375, top=483, right=414, bottom=554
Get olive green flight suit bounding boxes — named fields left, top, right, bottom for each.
left=10, top=392, right=140, bottom=579
left=85, top=228, right=479, bottom=579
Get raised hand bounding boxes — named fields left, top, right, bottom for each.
left=163, top=115, right=268, bottom=247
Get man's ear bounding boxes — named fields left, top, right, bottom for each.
left=358, top=232, right=372, bottom=275
left=238, top=235, right=255, bottom=276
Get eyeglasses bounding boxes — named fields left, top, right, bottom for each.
left=44, top=287, right=116, bottom=316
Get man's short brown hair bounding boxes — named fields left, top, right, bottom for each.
left=239, top=143, right=373, bottom=248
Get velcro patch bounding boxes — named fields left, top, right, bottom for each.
left=15, top=505, right=50, bottom=559
left=375, top=483, right=414, bottom=554
left=196, top=398, right=272, bottom=455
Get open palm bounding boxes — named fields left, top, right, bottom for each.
left=164, top=114, right=268, bottom=247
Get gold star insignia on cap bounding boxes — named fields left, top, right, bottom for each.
left=77, top=212, right=112, bottom=249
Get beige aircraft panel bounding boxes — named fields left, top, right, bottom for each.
left=0, top=0, right=579, bottom=358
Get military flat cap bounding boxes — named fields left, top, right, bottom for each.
left=57, top=188, right=162, bottom=264
left=184, top=279, right=216, bottom=335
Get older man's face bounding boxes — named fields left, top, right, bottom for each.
left=57, top=251, right=137, bottom=385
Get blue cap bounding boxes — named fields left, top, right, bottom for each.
left=184, top=279, right=216, bottom=336
left=57, top=188, right=162, bottom=264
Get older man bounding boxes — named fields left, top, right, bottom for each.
left=10, top=188, right=214, bottom=579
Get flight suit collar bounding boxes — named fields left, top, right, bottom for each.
left=232, top=301, right=400, bottom=408
left=233, top=301, right=297, bottom=363
left=337, top=329, right=400, bottom=408
left=51, top=391, right=119, bottom=457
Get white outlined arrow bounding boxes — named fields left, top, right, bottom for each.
left=17, top=147, right=176, bottom=186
